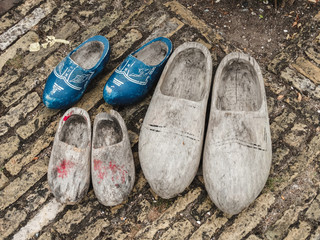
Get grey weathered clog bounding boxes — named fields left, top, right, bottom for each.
left=48, top=107, right=91, bottom=204
left=91, top=110, right=135, bottom=206
left=139, top=42, right=213, bottom=199
left=203, top=52, right=272, bottom=215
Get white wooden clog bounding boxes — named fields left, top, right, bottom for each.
left=203, top=52, right=272, bottom=215
left=48, top=107, right=91, bottom=204
left=139, top=42, right=212, bottom=199
left=91, top=110, right=135, bottom=206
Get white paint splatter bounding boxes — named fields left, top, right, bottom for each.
left=0, top=8, right=46, bottom=51
left=12, top=199, right=64, bottom=240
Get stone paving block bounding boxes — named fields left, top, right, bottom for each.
left=0, top=70, right=46, bottom=107
left=0, top=119, right=8, bottom=137
left=305, top=195, right=320, bottom=221
left=54, top=203, right=94, bottom=234
left=0, top=31, right=39, bottom=72
left=6, top=120, right=57, bottom=175
left=292, top=57, right=320, bottom=85
left=23, top=21, right=80, bottom=71
left=268, top=52, right=290, bottom=74
left=12, top=199, right=64, bottom=240
left=283, top=221, right=312, bottom=240
left=189, top=212, right=228, bottom=240
left=0, top=135, right=20, bottom=166
left=38, top=232, right=52, bottom=240
left=24, top=181, right=51, bottom=213
left=305, top=47, right=320, bottom=65
left=0, top=155, right=48, bottom=211
left=0, top=71, right=19, bottom=93
left=136, top=199, right=152, bottom=223
left=117, top=0, right=153, bottom=32
left=16, top=107, right=58, bottom=139
left=80, top=10, right=124, bottom=41
left=305, top=134, right=320, bottom=159
left=283, top=123, right=309, bottom=148
left=270, top=109, right=297, bottom=141
left=272, top=147, right=290, bottom=166
left=135, top=188, right=202, bottom=239
left=310, top=226, right=320, bottom=240
left=0, top=171, right=8, bottom=189
left=280, top=67, right=320, bottom=100
left=264, top=75, right=287, bottom=95
left=219, top=193, right=275, bottom=240
left=75, top=219, right=110, bottom=240
left=103, top=229, right=131, bottom=239
left=247, top=235, right=263, bottom=240
left=110, top=29, right=143, bottom=60
left=144, top=17, right=184, bottom=43
left=315, top=11, right=320, bottom=21
left=164, top=1, right=223, bottom=45
left=265, top=206, right=305, bottom=240
left=194, top=196, right=212, bottom=218
left=0, top=0, right=57, bottom=51
left=0, top=207, right=27, bottom=240
left=159, top=218, right=194, bottom=240
left=0, top=0, right=43, bottom=33
left=1, top=92, right=40, bottom=128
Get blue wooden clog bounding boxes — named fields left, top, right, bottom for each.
left=103, top=37, right=172, bottom=105
left=43, top=35, right=110, bottom=109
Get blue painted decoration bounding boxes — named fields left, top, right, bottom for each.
left=43, top=35, right=110, bottom=109
left=103, top=37, right=172, bottom=106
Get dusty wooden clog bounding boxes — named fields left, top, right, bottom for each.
left=91, top=110, right=135, bottom=206
left=48, top=107, right=91, bottom=204
left=203, top=52, right=272, bottom=215
left=139, top=42, right=212, bottom=199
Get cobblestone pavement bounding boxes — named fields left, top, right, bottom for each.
left=0, top=1, right=319, bottom=239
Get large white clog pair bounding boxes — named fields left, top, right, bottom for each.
left=139, top=43, right=272, bottom=215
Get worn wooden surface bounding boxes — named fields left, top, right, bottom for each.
left=203, top=52, right=272, bottom=215
left=139, top=42, right=212, bottom=199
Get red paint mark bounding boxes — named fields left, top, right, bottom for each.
left=56, top=159, right=75, bottom=178
left=93, top=159, right=128, bottom=184
left=94, top=159, right=107, bottom=183
left=108, top=161, right=128, bottom=184
left=63, top=110, right=74, bottom=121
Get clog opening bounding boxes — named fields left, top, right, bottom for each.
left=93, top=117, right=123, bottom=148
left=216, top=59, right=262, bottom=111
left=71, top=41, right=104, bottom=69
left=160, top=48, right=207, bottom=101
left=59, top=115, right=89, bottom=148
left=133, top=41, right=168, bottom=66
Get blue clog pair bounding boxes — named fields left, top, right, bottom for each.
left=43, top=36, right=172, bottom=109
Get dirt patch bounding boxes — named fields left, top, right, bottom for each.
left=178, top=0, right=320, bottom=66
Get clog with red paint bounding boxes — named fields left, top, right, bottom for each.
left=48, top=107, right=91, bottom=204
left=91, top=110, right=135, bottom=206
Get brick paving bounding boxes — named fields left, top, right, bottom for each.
left=0, top=1, right=319, bottom=239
